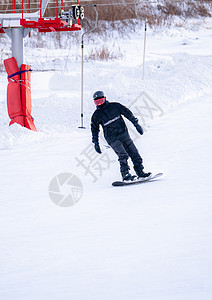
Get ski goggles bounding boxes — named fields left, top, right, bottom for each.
left=94, top=97, right=106, bottom=106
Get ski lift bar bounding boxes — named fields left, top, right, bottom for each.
left=0, top=1, right=84, bottom=33
left=19, top=0, right=84, bottom=32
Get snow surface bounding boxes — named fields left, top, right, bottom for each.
left=0, top=18, right=212, bottom=300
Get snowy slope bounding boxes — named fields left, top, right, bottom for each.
left=0, top=18, right=212, bottom=300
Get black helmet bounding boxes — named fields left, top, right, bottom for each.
left=93, top=91, right=106, bottom=100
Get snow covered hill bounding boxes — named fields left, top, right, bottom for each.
left=0, top=18, right=212, bottom=300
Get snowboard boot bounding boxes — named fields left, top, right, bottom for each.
left=137, top=170, right=152, bottom=178
left=134, top=164, right=151, bottom=178
left=121, top=169, right=134, bottom=181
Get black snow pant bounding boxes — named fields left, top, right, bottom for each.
left=109, top=131, right=144, bottom=178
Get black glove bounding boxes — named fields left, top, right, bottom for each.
left=135, top=123, right=144, bottom=135
left=94, top=142, right=102, bottom=154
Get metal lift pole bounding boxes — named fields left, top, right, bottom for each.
left=142, top=20, right=147, bottom=80
left=11, top=28, right=25, bottom=68
left=79, top=5, right=98, bottom=129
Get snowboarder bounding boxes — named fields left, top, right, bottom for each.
left=91, top=91, right=151, bottom=181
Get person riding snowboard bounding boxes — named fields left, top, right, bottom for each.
left=91, top=91, right=151, bottom=181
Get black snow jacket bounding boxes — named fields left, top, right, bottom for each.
left=91, top=101, right=138, bottom=144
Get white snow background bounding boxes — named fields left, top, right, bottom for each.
left=0, top=17, right=212, bottom=300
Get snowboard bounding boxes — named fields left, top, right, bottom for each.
left=112, top=173, right=163, bottom=187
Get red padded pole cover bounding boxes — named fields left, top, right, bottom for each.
left=4, top=57, right=25, bottom=127
left=9, top=116, right=25, bottom=127
left=21, top=64, right=31, bottom=116
left=7, top=82, right=23, bottom=120
left=4, top=57, right=20, bottom=81
left=25, top=116, right=37, bottom=131
left=20, top=64, right=37, bottom=131
left=4, top=57, right=36, bottom=131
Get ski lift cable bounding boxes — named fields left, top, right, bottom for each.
left=0, top=0, right=187, bottom=12
left=45, top=1, right=161, bottom=7
left=58, top=0, right=187, bottom=5
left=0, top=0, right=192, bottom=15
